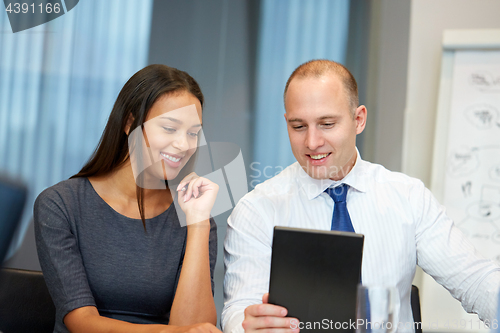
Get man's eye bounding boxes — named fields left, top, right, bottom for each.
left=292, top=125, right=304, bottom=130
left=322, top=123, right=335, bottom=128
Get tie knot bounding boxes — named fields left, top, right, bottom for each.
left=326, top=184, right=349, bottom=203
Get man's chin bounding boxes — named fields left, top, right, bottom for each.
left=300, top=164, right=332, bottom=180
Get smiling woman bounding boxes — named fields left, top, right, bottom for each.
left=33, top=65, right=221, bottom=333
left=137, top=96, right=203, bottom=186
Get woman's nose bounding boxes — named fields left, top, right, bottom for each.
left=172, top=133, right=189, bottom=151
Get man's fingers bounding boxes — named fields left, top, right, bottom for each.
left=250, top=328, right=300, bottom=333
left=251, top=316, right=298, bottom=329
left=245, top=303, right=287, bottom=318
left=262, top=293, right=269, bottom=304
left=243, top=304, right=299, bottom=333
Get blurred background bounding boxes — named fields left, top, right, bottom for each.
left=1, top=0, right=500, bottom=328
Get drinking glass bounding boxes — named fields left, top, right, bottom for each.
left=356, top=285, right=398, bottom=333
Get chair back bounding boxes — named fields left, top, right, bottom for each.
left=0, top=268, right=56, bottom=333
left=411, top=284, right=423, bottom=333
left=0, top=174, right=27, bottom=264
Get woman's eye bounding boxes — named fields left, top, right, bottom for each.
left=188, top=132, right=199, bottom=138
left=163, top=127, right=176, bottom=133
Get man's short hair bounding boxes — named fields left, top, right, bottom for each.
left=284, top=59, right=359, bottom=115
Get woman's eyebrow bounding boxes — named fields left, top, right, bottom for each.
left=159, top=116, right=202, bottom=127
left=159, top=116, right=182, bottom=123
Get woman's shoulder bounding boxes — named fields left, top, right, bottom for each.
left=35, top=177, right=91, bottom=215
left=37, top=177, right=88, bottom=200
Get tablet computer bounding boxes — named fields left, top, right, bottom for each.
left=268, top=226, right=364, bottom=332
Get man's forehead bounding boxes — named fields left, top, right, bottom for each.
left=285, top=75, right=345, bottom=104
left=289, top=72, right=343, bottom=88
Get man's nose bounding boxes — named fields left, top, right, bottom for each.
left=305, top=128, right=324, bottom=150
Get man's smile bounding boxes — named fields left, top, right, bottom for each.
left=308, top=153, right=331, bottom=160
left=306, top=152, right=331, bottom=165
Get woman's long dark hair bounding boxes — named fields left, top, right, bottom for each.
left=71, top=64, right=204, bottom=228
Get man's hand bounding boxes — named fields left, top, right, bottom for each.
left=242, top=293, right=300, bottom=333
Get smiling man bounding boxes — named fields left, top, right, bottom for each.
left=222, top=60, right=500, bottom=333
left=284, top=65, right=362, bottom=181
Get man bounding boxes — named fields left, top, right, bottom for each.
left=222, top=60, right=500, bottom=333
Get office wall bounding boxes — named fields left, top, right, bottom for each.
left=402, top=0, right=500, bottom=329
left=403, top=0, right=500, bottom=184
left=362, top=0, right=411, bottom=171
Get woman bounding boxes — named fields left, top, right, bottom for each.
left=34, top=65, right=221, bottom=333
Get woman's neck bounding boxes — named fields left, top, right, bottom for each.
left=88, top=160, right=173, bottom=219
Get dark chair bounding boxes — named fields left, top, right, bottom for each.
left=0, top=174, right=27, bottom=264
left=411, top=285, right=423, bottom=333
left=0, top=268, right=56, bottom=333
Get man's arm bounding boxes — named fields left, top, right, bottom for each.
left=222, top=199, right=298, bottom=333
left=414, top=182, right=500, bottom=321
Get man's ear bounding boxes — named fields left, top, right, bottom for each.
left=284, top=112, right=288, bottom=122
left=124, top=113, right=135, bottom=135
left=354, top=105, right=367, bottom=135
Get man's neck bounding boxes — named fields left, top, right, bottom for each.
left=329, top=150, right=357, bottom=181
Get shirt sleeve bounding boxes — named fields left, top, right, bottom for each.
left=222, top=198, right=275, bottom=333
left=34, top=187, right=96, bottom=326
left=413, top=180, right=500, bottom=322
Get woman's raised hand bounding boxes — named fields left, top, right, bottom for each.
left=176, top=172, right=219, bottom=224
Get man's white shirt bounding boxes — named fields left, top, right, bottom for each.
left=222, top=151, right=500, bottom=333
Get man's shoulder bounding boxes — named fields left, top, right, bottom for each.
left=237, top=162, right=302, bottom=208
left=250, top=162, right=301, bottom=194
left=360, top=159, right=425, bottom=191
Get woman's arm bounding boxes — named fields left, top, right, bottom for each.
left=64, top=306, right=221, bottom=333
left=169, top=220, right=216, bottom=325
left=169, top=176, right=219, bottom=326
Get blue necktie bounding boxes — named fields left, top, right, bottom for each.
left=327, top=184, right=370, bottom=329
left=326, top=184, right=355, bottom=232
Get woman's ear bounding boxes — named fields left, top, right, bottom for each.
left=124, top=113, right=135, bottom=135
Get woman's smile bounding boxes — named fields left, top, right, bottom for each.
left=161, top=152, right=184, bottom=168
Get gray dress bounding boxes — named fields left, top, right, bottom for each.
left=34, top=177, right=217, bottom=333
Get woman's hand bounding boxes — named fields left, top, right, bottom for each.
left=65, top=306, right=223, bottom=333
left=176, top=172, right=219, bottom=224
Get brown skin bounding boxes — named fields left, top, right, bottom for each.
left=64, top=92, right=221, bottom=333
left=242, top=75, right=367, bottom=333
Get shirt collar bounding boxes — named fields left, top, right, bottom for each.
left=298, top=148, right=368, bottom=200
